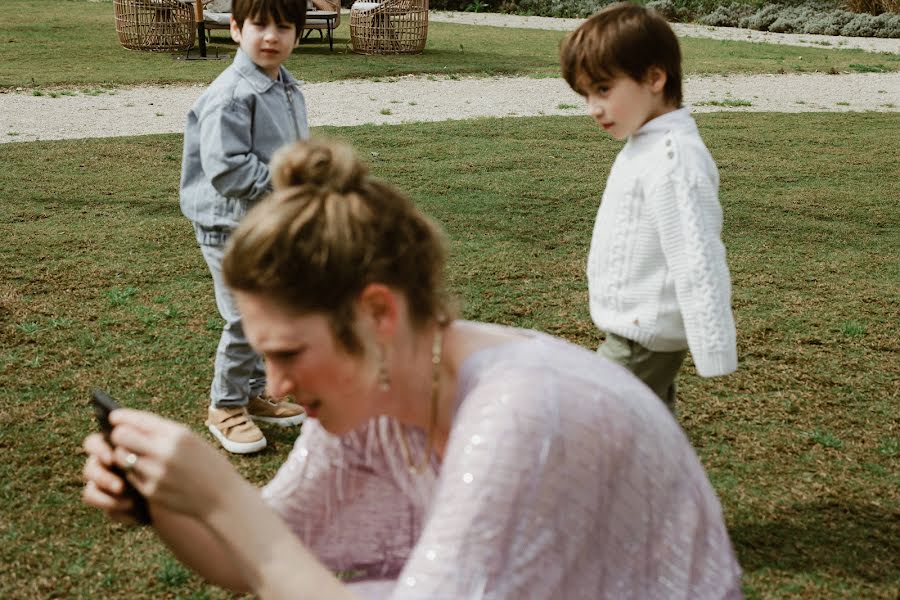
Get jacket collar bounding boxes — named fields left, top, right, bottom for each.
left=633, top=107, right=696, bottom=138
left=232, top=48, right=300, bottom=93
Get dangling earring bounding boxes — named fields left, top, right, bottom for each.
left=377, top=344, right=391, bottom=392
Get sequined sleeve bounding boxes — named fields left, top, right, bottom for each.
left=261, top=418, right=424, bottom=579
left=389, top=335, right=742, bottom=599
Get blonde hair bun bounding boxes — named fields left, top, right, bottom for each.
left=271, top=139, right=367, bottom=194
left=224, top=138, right=454, bottom=354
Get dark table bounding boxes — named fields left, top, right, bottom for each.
left=305, top=10, right=338, bottom=51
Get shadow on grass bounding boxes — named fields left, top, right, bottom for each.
left=732, top=500, right=900, bottom=583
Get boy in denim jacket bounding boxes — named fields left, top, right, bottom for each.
left=180, top=0, right=308, bottom=453
left=560, top=3, right=737, bottom=412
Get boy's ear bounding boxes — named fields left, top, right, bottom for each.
left=229, top=17, right=242, bottom=44
left=646, top=67, right=667, bottom=94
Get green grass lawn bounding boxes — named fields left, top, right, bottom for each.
left=1, top=0, right=898, bottom=88
left=1, top=112, right=898, bottom=598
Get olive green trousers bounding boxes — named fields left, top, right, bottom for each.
left=598, top=333, right=687, bottom=413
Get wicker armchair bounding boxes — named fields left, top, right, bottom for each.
left=197, top=0, right=341, bottom=44
left=200, top=0, right=232, bottom=40
left=349, top=0, right=428, bottom=55
left=305, top=0, right=341, bottom=40
left=114, top=0, right=196, bottom=51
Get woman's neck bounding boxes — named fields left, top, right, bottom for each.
left=417, top=321, right=529, bottom=458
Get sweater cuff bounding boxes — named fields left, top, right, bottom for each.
left=693, top=348, right=737, bottom=378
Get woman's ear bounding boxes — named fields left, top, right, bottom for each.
left=357, top=284, right=400, bottom=340
left=646, top=66, right=667, bottom=95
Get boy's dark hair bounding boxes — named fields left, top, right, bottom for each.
left=560, top=2, right=682, bottom=107
left=232, top=0, right=306, bottom=37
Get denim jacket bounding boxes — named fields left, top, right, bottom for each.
left=180, top=49, right=309, bottom=245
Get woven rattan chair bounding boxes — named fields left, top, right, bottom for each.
left=199, top=0, right=231, bottom=40
left=305, top=0, right=341, bottom=41
left=349, top=0, right=428, bottom=55
left=198, top=0, right=341, bottom=44
left=114, top=0, right=196, bottom=51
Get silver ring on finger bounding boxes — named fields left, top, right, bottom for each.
left=123, top=452, right=139, bottom=473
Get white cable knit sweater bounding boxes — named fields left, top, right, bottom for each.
left=587, top=108, right=737, bottom=377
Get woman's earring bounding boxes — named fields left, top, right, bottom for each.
left=377, top=345, right=391, bottom=392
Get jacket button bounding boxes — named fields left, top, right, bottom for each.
left=667, top=151, right=674, bottom=159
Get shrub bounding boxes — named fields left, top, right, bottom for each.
left=842, top=10, right=900, bottom=34
left=768, top=6, right=805, bottom=30
left=698, top=2, right=755, bottom=27
left=840, top=11, right=881, bottom=33
left=871, top=11, right=900, bottom=36
left=507, top=0, right=616, bottom=18
left=727, top=1, right=900, bottom=36
left=645, top=0, right=694, bottom=21
left=803, top=10, right=855, bottom=33
left=483, top=0, right=899, bottom=37
left=739, top=3, right=783, bottom=29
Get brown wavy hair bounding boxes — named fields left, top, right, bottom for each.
left=560, top=2, right=683, bottom=107
left=223, top=139, right=454, bottom=354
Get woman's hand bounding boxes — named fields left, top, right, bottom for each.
left=83, top=409, right=243, bottom=521
left=82, top=432, right=143, bottom=525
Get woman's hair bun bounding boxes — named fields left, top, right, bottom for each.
left=271, top=139, right=368, bottom=194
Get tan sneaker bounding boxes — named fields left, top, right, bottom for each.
left=206, top=406, right=267, bottom=454
left=247, top=395, right=306, bottom=427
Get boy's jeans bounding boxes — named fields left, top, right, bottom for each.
left=200, top=243, right=266, bottom=408
left=598, top=333, right=687, bottom=413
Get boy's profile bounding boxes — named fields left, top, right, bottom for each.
left=180, top=0, right=309, bottom=453
left=561, top=2, right=737, bottom=410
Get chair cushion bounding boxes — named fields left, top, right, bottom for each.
left=350, top=1, right=381, bottom=11
left=203, top=11, right=232, bottom=25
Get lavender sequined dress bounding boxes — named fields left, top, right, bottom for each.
left=262, top=323, right=742, bottom=599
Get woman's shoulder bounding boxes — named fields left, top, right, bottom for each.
left=455, top=323, right=626, bottom=395
left=453, top=324, right=659, bottom=438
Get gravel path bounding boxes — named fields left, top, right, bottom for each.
left=2, top=12, right=898, bottom=144
left=2, top=73, right=897, bottom=144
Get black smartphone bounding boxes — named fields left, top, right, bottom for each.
left=89, top=389, right=152, bottom=525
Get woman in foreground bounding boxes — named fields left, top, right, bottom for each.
left=82, top=139, right=742, bottom=599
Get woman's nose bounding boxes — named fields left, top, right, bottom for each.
left=267, top=365, right=293, bottom=397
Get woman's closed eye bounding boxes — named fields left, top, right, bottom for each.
left=267, top=348, right=305, bottom=362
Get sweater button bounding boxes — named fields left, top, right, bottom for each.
left=665, top=139, right=671, bottom=147
left=667, top=151, right=674, bottom=159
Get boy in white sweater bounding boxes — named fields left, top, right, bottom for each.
left=560, top=2, right=737, bottom=411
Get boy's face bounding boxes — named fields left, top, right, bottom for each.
left=577, top=69, right=673, bottom=141
left=230, top=15, right=297, bottom=79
